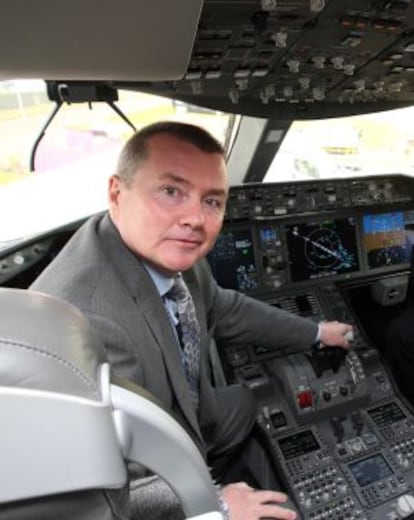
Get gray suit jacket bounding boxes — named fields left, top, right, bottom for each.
left=31, top=213, right=318, bottom=451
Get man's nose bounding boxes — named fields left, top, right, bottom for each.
left=179, top=199, right=205, bottom=228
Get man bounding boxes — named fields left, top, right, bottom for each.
left=31, top=121, right=352, bottom=520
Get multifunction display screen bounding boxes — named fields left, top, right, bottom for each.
left=362, top=212, right=409, bottom=269
left=208, top=228, right=258, bottom=292
left=278, top=430, right=320, bottom=460
left=285, top=217, right=360, bottom=282
left=349, top=454, right=393, bottom=487
left=368, top=402, right=406, bottom=428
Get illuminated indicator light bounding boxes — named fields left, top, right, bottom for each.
left=253, top=68, right=268, bottom=77
left=205, top=70, right=222, bottom=79
left=403, top=43, right=414, bottom=52
left=297, top=390, right=313, bottom=409
left=340, top=16, right=355, bottom=27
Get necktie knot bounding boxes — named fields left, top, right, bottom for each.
left=169, top=275, right=191, bottom=304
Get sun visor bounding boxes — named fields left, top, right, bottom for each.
left=0, top=0, right=204, bottom=81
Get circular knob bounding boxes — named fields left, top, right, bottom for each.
left=13, top=253, right=26, bottom=266
left=340, top=386, right=348, bottom=396
left=343, top=63, right=356, bottom=76
left=397, top=494, right=414, bottom=516
left=350, top=439, right=363, bottom=452
left=271, top=31, right=287, bottom=48
left=298, top=77, right=310, bottom=90
left=338, top=483, right=348, bottom=494
left=272, top=279, right=282, bottom=289
left=331, top=56, right=344, bottom=70
left=0, top=262, right=9, bottom=271
left=322, top=391, right=331, bottom=402
left=303, top=497, right=312, bottom=509
left=312, top=86, right=325, bottom=100
left=312, top=55, right=325, bottom=69
left=287, top=59, right=300, bottom=73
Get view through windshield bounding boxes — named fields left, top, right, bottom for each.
left=1, top=80, right=414, bottom=245
left=0, top=80, right=233, bottom=245
left=264, top=106, right=414, bottom=182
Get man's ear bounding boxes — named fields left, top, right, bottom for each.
left=108, top=175, right=121, bottom=209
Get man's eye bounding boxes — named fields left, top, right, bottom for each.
left=162, top=186, right=179, bottom=196
left=204, top=198, right=224, bottom=210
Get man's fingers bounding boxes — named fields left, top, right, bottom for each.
left=254, top=489, right=287, bottom=500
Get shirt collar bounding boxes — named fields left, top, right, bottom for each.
left=143, top=262, right=176, bottom=298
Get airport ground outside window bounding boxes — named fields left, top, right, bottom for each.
left=0, top=80, right=233, bottom=245
left=264, top=106, right=414, bottom=183
left=2, top=79, right=414, bottom=244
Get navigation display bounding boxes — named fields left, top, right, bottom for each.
left=285, top=217, right=360, bottom=282
left=362, top=212, right=409, bottom=269
left=207, top=228, right=258, bottom=292
left=349, top=454, right=393, bottom=487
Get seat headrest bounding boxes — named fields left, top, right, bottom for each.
left=0, top=288, right=107, bottom=400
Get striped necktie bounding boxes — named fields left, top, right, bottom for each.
left=168, top=275, right=200, bottom=409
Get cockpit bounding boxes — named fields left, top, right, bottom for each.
left=2, top=1, right=414, bottom=519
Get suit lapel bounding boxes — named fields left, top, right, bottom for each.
left=135, top=275, right=203, bottom=443
left=99, top=215, right=204, bottom=445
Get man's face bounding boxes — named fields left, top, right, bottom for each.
left=109, top=134, right=228, bottom=276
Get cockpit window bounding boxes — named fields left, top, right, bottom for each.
left=264, top=106, right=414, bottom=183
left=2, top=79, right=414, bottom=247
left=0, top=80, right=234, bottom=246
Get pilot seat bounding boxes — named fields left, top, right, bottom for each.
left=0, top=288, right=222, bottom=520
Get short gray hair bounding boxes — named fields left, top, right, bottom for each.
left=116, top=121, right=225, bottom=186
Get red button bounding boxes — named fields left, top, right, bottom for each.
left=297, top=390, right=313, bottom=409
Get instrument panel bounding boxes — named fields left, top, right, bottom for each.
left=208, top=175, right=414, bottom=295
left=208, top=175, right=414, bottom=519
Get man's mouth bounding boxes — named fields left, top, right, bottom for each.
left=169, top=237, right=203, bottom=247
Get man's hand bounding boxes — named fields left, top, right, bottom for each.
left=319, top=321, right=353, bottom=349
left=221, top=482, right=297, bottom=520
